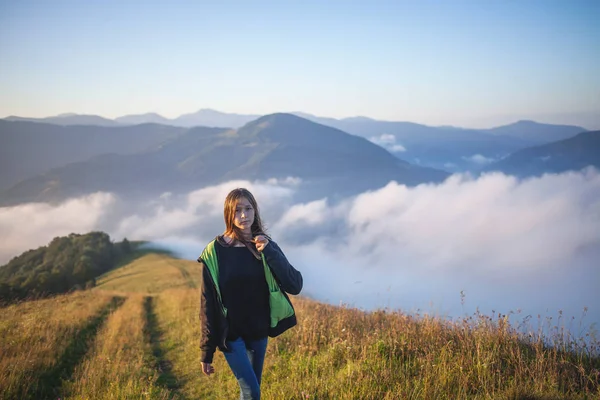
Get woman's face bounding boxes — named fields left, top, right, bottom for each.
left=233, top=197, right=255, bottom=234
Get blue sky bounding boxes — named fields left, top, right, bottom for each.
left=1, top=0, right=599, bottom=127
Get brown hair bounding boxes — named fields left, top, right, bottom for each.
left=223, top=188, right=269, bottom=255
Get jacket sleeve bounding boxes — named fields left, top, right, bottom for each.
left=198, top=258, right=218, bottom=363
left=261, top=240, right=303, bottom=295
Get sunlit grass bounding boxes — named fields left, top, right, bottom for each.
left=153, top=287, right=240, bottom=399
left=1, top=252, right=598, bottom=399
left=0, top=291, right=117, bottom=399
left=95, top=254, right=199, bottom=294
left=153, top=289, right=599, bottom=399
left=64, top=294, right=173, bottom=399
left=258, top=298, right=600, bottom=399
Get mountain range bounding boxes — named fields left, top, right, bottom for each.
left=0, top=114, right=447, bottom=206
left=5, top=113, right=120, bottom=127
left=1, top=112, right=598, bottom=207
left=482, top=130, right=600, bottom=177
left=4, top=109, right=260, bottom=129
left=0, top=121, right=186, bottom=191
left=4, top=110, right=587, bottom=174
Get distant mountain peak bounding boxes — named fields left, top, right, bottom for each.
left=341, top=116, right=376, bottom=122
left=487, top=120, right=586, bottom=144
left=263, top=112, right=302, bottom=120
left=244, top=112, right=310, bottom=128
left=139, top=112, right=163, bottom=117
left=484, top=130, right=600, bottom=177
left=118, top=112, right=166, bottom=118
left=114, top=112, right=171, bottom=126
left=171, top=109, right=261, bottom=128
left=194, top=108, right=222, bottom=114
left=290, top=111, right=318, bottom=118
left=499, top=119, right=586, bottom=130
left=185, top=108, right=247, bottom=117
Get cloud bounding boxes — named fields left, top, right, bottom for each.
left=115, top=179, right=298, bottom=242
left=341, top=171, right=600, bottom=274
left=462, top=154, right=496, bottom=164
left=299, top=169, right=599, bottom=320
left=390, top=144, right=407, bottom=152
left=261, top=177, right=302, bottom=186
left=0, top=192, right=116, bottom=264
left=273, top=199, right=329, bottom=227
left=371, top=133, right=396, bottom=145
left=369, top=133, right=407, bottom=152
left=1, top=171, right=599, bottom=331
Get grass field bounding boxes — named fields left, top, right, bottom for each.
left=1, top=252, right=598, bottom=399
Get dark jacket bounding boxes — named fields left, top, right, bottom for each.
left=198, top=236, right=303, bottom=363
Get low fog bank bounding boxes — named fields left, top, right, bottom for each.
left=1, top=171, right=599, bottom=334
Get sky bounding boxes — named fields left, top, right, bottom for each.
left=1, top=0, right=599, bottom=128
left=1, top=171, right=599, bottom=335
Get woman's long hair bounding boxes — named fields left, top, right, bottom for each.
left=223, top=188, right=269, bottom=258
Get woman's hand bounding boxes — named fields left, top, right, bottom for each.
left=201, top=362, right=215, bottom=376
left=254, top=235, right=269, bottom=252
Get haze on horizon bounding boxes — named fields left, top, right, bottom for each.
left=1, top=0, right=599, bottom=129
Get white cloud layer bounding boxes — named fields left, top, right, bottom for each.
left=0, top=192, right=115, bottom=263
left=462, top=154, right=496, bottom=164
left=369, top=133, right=407, bottom=152
left=1, top=171, right=599, bottom=331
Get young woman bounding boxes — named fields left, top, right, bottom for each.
left=197, top=188, right=303, bottom=399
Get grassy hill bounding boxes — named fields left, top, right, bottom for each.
left=0, top=252, right=598, bottom=399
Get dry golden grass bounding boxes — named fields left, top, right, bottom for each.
left=1, top=253, right=598, bottom=400
left=153, top=287, right=241, bottom=399
left=0, top=291, right=118, bottom=399
left=94, top=254, right=199, bottom=294
left=64, top=294, right=173, bottom=399
left=151, top=288, right=600, bottom=399
left=259, top=298, right=600, bottom=399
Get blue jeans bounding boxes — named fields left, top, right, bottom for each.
left=223, top=336, right=268, bottom=400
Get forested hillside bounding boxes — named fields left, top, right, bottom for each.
left=0, top=232, right=133, bottom=301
